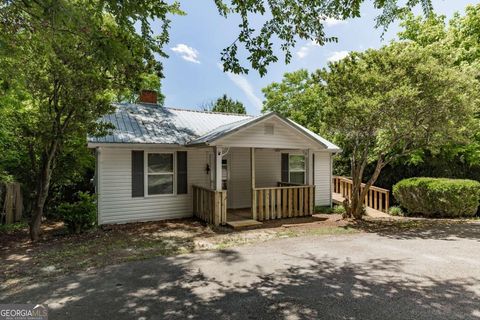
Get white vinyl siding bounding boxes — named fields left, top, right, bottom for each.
left=96, top=146, right=333, bottom=224
left=215, top=117, right=321, bottom=149
left=227, top=148, right=251, bottom=209
left=314, top=152, right=332, bottom=206
left=97, top=147, right=211, bottom=225
left=255, top=149, right=281, bottom=187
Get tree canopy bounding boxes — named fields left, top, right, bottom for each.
left=211, top=94, right=246, bottom=114
left=262, top=5, right=480, bottom=218
left=262, top=69, right=326, bottom=133
left=0, top=0, right=181, bottom=240
left=215, top=0, right=433, bottom=75
left=322, top=42, right=478, bottom=218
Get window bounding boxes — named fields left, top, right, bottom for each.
left=147, top=153, right=174, bottom=195
left=289, top=154, right=305, bottom=184
left=221, top=159, right=228, bottom=190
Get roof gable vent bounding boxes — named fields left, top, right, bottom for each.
left=264, top=124, right=274, bottom=135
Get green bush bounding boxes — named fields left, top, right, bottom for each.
left=56, top=192, right=97, bottom=233
left=315, top=206, right=333, bottom=214
left=393, top=178, right=480, bottom=218
left=388, top=206, right=404, bottom=216
left=332, top=205, right=346, bottom=215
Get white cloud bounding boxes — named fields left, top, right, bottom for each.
left=296, top=40, right=321, bottom=59
left=171, top=44, right=200, bottom=64
left=218, top=63, right=262, bottom=110
left=296, top=46, right=310, bottom=59
left=327, top=50, right=349, bottom=62
left=323, top=17, right=348, bottom=27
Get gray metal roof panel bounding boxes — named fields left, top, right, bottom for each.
left=88, top=103, right=252, bottom=144
left=88, top=104, right=340, bottom=152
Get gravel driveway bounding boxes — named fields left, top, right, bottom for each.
left=2, top=222, right=480, bottom=320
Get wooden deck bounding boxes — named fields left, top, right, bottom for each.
left=332, top=192, right=390, bottom=218
left=332, top=176, right=391, bottom=218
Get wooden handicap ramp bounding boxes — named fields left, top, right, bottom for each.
left=226, top=219, right=263, bottom=229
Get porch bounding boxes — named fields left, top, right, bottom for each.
left=191, top=147, right=318, bottom=227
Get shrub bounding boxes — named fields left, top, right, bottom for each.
left=332, top=205, right=346, bottom=215
left=389, top=206, right=404, bottom=216
left=393, top=177, right=480, bottom=218
left=315, top=206, right=333, bottom=214
left=56, top=192, right=97, bottom=234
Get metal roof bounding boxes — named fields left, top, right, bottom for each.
left=88, top=103, right=341, bottom=152
left=88, top=103, right=252, bottom=144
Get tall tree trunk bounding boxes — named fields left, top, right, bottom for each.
left=349, top=158, right=385, bottom=220
left=349, top=172, right=364, bottom=219
left=29, top=141, right=58, bottom=241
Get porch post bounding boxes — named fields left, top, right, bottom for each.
left=251, top=147, right=257, bottom=220
left=215, top=147, right=223, bottom=191
left=307, top=149, right=314, bottom=185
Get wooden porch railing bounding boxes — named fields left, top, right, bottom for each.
left=192, top=185, right=227, bottom=226
left=332, top=176, right=389, bottom=213
left=252, top=182, right=315, bottom=221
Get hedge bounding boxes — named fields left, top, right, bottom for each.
left=393, top=177, right=480, bottom=218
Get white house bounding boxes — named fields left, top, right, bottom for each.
left=88, top=91, right=341, bottom=226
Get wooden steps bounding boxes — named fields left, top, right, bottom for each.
left=226, top=219, right=263, bottom=229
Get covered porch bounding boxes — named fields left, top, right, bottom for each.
left=192, top=147, right=316, bottom=227
left=188, top=112, right=338, bottom=227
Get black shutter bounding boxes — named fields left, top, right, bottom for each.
left=281, top=153, right=289, bottom=182
left=132, top=151, right=144, bottom=197
left=177, top=151, right=188, bottom=194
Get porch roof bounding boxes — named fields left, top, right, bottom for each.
left=187, top=112, right=341, bottom=152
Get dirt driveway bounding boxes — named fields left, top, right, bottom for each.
left=2, top=222, right=479, bottom=320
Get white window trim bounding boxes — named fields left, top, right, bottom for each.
left=145, top=152, right=176, bottom=197
left=289, top=154, right=306, bottom=184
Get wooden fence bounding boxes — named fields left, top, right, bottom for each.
left=252, top=182, right=315, bottom=221
left=192, top=185, right=227, bottom=226
left=0, top=182, right=23, bottom=224
left=332, top=176, right=389, bottom=213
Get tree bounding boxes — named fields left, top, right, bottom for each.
left=262, top=69, right=327, bottom=133
left=322, top=43, right=478, bottom=219
left=0, top=0, right=181, bottom=240
left=211, top=94, right=246, bottom=114
left=215, top=0, right=433, bottom=75
left=399, top=4, right=480, bottom=66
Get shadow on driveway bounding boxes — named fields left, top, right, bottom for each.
left=350, top=219, right=480, bottom=242
left=2, top=248, right=479, bottom=320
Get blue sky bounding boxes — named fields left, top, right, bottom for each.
left=156, top=0, right=478, bottom=115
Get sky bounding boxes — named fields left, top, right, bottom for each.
left=155, top=0, right=478, bottom=115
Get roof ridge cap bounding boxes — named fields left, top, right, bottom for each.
left=166, top=106, right=254, bottom=117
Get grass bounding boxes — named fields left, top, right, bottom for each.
left=315, top=205, right=347, bottom=215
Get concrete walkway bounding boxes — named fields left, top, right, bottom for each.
left=2, top=223, right=480, bottom=319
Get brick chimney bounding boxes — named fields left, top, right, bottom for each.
left=138, top=90, right=158, bottom=104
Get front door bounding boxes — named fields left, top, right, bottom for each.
left=222, top=157, right=234, bottom=207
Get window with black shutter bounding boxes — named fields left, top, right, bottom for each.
left=281, top=153, right=289, bottom=182
left=177, top=151, right=188, bottom=194
left=131, top=151, right=144, bottom=197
